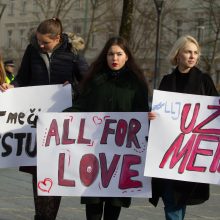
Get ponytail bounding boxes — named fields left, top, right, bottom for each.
left=36, top=17, right=63, bottom=38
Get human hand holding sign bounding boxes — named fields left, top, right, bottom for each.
left=148, top=111, right=157, bottom=120
left=0, top=83, right=14, bottom=92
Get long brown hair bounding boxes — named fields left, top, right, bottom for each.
left=36, top=17, right=63, bottom=39
left=0, top=55, right=6, bottom=84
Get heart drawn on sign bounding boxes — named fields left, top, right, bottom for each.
left=93, top=116, right=103, bottom=125
left=38, top=178, right=53, bottom=193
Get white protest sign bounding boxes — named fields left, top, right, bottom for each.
left=144, top=90, right=220, bottom=185
left=37, top=112, right=151, bottom=198
left=0, top=84, right=72, bottom=168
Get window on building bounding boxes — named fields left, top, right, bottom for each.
left=33, top=1, right=40, bottom=15
left=90, top=34, right=96, bottom=49
left=8, top=0, right=15, bottom=16
left=74, top=0, right=83, bottom=9
left=20, top=29, right=26, bottom=49
left=20, top=1, right=27, bottom=15
left=176, top=20, right=183, bottom=39
left=7, top=30, right=13, bottom=48
left=197, top=18, right=205, bottom=42
left=73, top=25, right=82, bottom=34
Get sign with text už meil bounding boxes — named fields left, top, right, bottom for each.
left=0, top=84, right=72, bottom=168
left=144, top=90, right=220, bottom=185
left=37, top=112, right=151, bottom=197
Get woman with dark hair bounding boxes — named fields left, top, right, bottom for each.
left=0, top=18, right=88, bottom=220
left=67, top=36, right=150, bottom=220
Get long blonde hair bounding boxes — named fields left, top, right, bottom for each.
left=0, top=55, right=6, bottom=84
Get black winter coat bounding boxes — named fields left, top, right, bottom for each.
left=13, top=33, right=88, bottom=87
left=17, top=33, right=88, bottom=174
left=68, top=68, right=149, bottom=208
left=149, top=66, right=219, bottom=207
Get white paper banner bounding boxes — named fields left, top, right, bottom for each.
left=0, top=84, right=72, bottom=168
left=37, top=112, right=151, bottom=198
left=145, top=90, right=220, bottom=185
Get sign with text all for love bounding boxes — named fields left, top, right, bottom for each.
left=0, top=84, right=72, bottom=168
left=144, top=90, right=220, bottom=185
left=37, top=112, right=151, bottom=197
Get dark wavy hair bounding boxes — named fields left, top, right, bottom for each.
left=81, top=36, right=148, bottom=90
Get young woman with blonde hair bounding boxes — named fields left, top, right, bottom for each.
left=149, top=35, right=218, bottom=220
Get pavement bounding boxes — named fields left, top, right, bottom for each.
left=0, top=168, right=219, bottom=220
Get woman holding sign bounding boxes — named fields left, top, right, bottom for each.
left=0, top=18, right=88, bottom=220
left=149, top=35, right=218, bottom=220
left=66, top=36, right=150, bottom=220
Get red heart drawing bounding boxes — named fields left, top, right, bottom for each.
left=93, top=116, right=102, bottom=125
left=38, top=178, right=53, bottom=193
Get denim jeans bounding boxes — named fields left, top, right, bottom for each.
left=162, top=181, right=186, bottom=220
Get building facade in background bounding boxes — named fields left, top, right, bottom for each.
left=0, top=0, right=219, bottom=92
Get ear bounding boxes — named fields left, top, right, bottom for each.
left=55, top=34, right=61, bottom=42
left=125, top=55, right=128, bottom=62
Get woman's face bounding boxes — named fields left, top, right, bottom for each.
left=107, top=45, right=128, bottom=71
left=36, top=32, right=60, bottom=53
left=177, top=41, right=199, bottom=73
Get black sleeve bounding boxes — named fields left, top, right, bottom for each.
left=158, top=75, right=171, bottom=91
left=12, top=45, right=32, bottom=87
left=133, top=82, right=149, bottom=112
left=202, top=73, right=219, bottom=96
left=73, top=53, right=89, bottom=82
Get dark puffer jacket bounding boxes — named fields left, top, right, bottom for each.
left=13, top=33, right=88, bottom=87
left=17, top=32, right=88, bottom=174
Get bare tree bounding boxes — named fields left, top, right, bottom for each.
left=33, top=0, right=75, bottom=19
left=119, top=0, right=134, bottom=42
left=198, top=0, right=220, bottom=76
left=82, top=0, right=122, bottom=53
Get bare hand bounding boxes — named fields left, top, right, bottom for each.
left=63, top=81, right=70, bottom=86
left=148, top=111, right=157, bottom=120
left=0, top=83, right=14, bottom=92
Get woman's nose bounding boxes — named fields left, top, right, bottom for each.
left=192, top=52, right=197, bottom=58
left=113, top=54, right=117, bottom=60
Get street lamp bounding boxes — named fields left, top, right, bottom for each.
left=153, top=0, right=164, bottom=89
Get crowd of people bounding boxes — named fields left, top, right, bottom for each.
left=0, top=17, right=219, bottom=220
